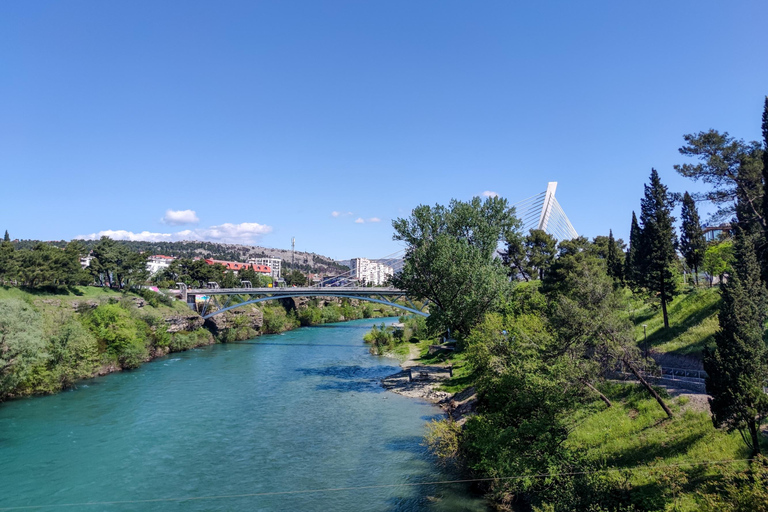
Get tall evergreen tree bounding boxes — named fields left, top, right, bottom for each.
left=625, top=211, right=642, bottom=288
left=606, top=230, right=624, bottom=284
left=639, top=169, right=679, bottom=329
left=704, top=228, right=768, bottom=456
left=680, top=192, right=706, bottom=285
left=3, top=230, right=9, bottom=242
left=762, top=96, right=768, bottom=282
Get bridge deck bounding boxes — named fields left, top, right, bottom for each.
left=185, top=286, right=405, bottom=296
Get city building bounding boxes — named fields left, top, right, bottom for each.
left=349, top=258, right=394, bottom=286
left=146, top=255, right=175, bottom=274
left=247, top=257, right=282, bottom=279
left=204, top=258, right=272, bottom=275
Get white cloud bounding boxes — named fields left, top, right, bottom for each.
left=162, top=209, right=200, bottom=225
left=77, top=222, right=273, bottom=244
left=354, top=218, right=365, bottom=224
left=368, top=217, right=381, bottom=223
left=482, top=191, right=499, bottom=198
left=331, top=211, right=353, bottom=217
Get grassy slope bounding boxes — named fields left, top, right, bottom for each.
left=630, top=286, right=721, bottom=359
left=567, top=383, right=752, bottom=510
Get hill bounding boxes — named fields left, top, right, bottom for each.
left=13, top=239, right=350, bottom=274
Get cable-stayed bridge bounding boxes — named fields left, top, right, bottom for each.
left=182, top=182, right=576, bottom=319
left=512, top=182, right=578, bottom=241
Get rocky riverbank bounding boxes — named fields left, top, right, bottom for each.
left=380, top=344, right=478, bottom=422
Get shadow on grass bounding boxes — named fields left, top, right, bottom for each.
left=644, top=297, right=720, bottom=351
left=4, top=285, right=85, bottom=296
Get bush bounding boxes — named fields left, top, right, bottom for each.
left=363, top=324, right=395, bottom=355
left=170, top=329, right=212, bottom=351
left=298, top=306, right=322, bottom=326
left=83, top=303, right=149, bottom=368
left=0, top=299, right=47, bottom=398
left=132, top=287, right=173, bottom=308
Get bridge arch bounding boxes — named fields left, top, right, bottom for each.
left=201, top=294, right=429, bottom=320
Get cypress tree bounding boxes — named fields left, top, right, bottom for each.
left=606, top=229, right=624, bottom=284
left=704, top=228, right=768, bottom=456
left=680, top=192, right=706, bottom=285
left=3, top=231, right=8, bottom=242
left=762, top=97, right=768, bottom=281
left=639, top=169, right=679, bottom=329
left=625, top=212, right=642, bottom=289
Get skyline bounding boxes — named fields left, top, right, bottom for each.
left=1, top=1, right=766, bottom=260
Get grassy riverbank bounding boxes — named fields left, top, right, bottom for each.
left=0, top=286, right=409, bottom=402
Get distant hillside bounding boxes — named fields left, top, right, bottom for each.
left=12, top=239, right=349, bottom=274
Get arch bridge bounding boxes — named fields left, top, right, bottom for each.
left=178, top=285, right=429, bottom=319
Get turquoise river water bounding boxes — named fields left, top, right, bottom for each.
left=0, top=318, right=488, bottom=511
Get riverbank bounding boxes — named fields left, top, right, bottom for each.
left=0, top=285, right=403, bottom=402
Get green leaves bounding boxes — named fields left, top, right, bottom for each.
left=392, top=195, right=519, bottom=336
left=0, top=299, right=47, bottom=399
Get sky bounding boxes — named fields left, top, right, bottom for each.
left=1, top=1, right=766, bottom=260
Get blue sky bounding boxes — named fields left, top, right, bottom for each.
left=1, top=1, right=766, bottom=260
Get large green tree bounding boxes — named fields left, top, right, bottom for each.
left=704, top=228, right=768, bottom=456
left=680, top=192, right=706, bottom=285
left=524, top=229, right=557, bottom=280
left=675, top=129, right=764, bottom=232
left=638, top=169, right=679, bottom=329
left=392, top=196, right=520, bottom=336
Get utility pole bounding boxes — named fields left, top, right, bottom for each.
left=291, top=237, right=295, bottom=268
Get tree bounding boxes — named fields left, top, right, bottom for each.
left=638, top=169, right=679, bottom=329
left=680, top=192, right=706, bottom=285
left=546, top=238, right=673, bottom=417
left=393, top=196, right=520, bottom=336
left=702, top=241, right=734, bottom=287
left=0, top=238, right=17, bottom=284
left=284, top=269, right=307, bottom=286
left=524, top=229, right=557, bottom=280
left=3, top=230, right=9, bottom=242
left=675, top=129, right=764, bottom=231
left=625, top=211, right=642, bottom=289
left=704, top=228, right=768, bottom=456
left=605, top=230, right=624, bottom=284
left=0, top=299, right=47, bottom=399
left=501, top=231, right=530, bottom=281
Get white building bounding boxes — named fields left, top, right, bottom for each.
left=147, top=255, right=175, bottom=275
left=247, top=257, right=282, bottom=279
left=350, top=258, right=394, bottom=286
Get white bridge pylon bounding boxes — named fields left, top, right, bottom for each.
left=512, top=181, right=578, bottom=241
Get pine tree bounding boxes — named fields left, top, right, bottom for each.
left=3, top=231, right=9, bottom=242
left=762, top=97, right=768, bottom=282
left=625, top=211, right=642, bottom=288
left=639, top=169, right=679, bottom=329
left=704, top=228, right=768, bottom=456
left=680, top=192, right=706, bottom=285
left=606, top=229, right=624, bottom=284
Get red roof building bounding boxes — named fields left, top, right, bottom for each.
left=204, top=259, right=271, bottom=274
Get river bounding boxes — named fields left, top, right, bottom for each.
left=0, top=318, right=487, bottom=511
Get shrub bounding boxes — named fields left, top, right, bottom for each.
left=0, top=299, right=47, bottom=398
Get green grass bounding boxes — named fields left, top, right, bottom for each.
left=631, top=286, right=721, bottom=358
left=567, top=383, right=752, bottom=511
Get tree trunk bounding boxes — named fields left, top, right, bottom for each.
left=625, top=360, right=673, bottom=418
left=660, top=276, right=670, bottom=329
left=749, top=420, right=762, bottom=457
left=582, top=379, right=612, bottom=407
